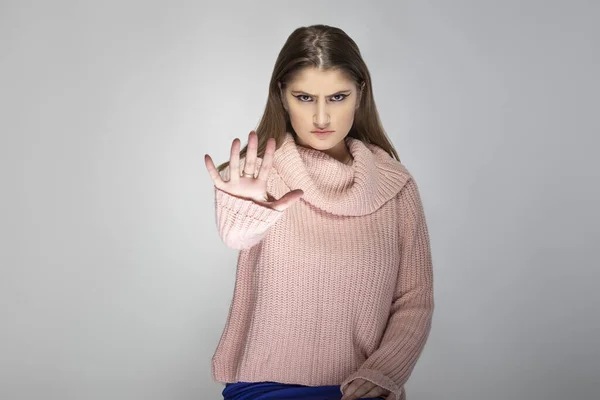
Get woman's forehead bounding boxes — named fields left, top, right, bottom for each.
left=288, top=67, right=355, bottom=91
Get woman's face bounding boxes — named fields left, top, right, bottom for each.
left=280, top=67, right=361, bottom=158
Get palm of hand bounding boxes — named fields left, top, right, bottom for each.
left=204, top=130, right=303, bottom=211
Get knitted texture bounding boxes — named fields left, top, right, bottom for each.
left=211, top=132, right=434, bottom=400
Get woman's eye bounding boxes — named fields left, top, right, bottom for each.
left=331, top=94, right=348, bottom=102
left=297, top=95, right=311, bottom=102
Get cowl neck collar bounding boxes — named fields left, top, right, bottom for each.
left=271, top=132, right=410, bottom=216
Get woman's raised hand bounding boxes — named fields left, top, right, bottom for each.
left=205, top=130, right=304, bottom=212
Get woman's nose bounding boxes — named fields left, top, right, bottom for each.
left=313, top=104, right=330, bottom=127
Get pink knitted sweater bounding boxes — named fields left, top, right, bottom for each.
left=211, top=132, right=434, bottom=400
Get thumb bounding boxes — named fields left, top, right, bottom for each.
left=269, top=189, right=304, bottom=212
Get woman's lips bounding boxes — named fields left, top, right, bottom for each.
left=312, top=130, right=334, bottom=137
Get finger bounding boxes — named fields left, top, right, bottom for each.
left=270, top=189, right=303, bottom=212
left=341, top=379, right=368, bottom=400
left=204, top=154, right=224, bottom=188
left=349, top=381, right=376, bottom=400
left=257, top=137, right=275, bottom=182
left=229, top=138, right=241, bottom=182
left=244, top=130, right=257, bottom=175
left=361, top=386, right=385, bottom=398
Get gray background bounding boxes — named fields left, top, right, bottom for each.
left=1, top=0, right=598, bottom=399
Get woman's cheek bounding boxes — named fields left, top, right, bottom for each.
left=290, top=109, right=310, bottom=127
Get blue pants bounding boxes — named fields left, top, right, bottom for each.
left=223, top=381, right=385, bottom=400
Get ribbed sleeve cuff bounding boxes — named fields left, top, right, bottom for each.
left=340, top=368, right=402, bottom=400
left=214, top=187, right=283, bottom=249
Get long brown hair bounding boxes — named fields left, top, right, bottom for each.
left=216, top=24, right=400, bottom=173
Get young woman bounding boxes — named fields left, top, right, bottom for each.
left=204, top=24, right=434, bottom=400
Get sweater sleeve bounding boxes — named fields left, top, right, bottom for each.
left=213, top=162, right=284, bottom=250
left=340, top=177, right=434, bottom=400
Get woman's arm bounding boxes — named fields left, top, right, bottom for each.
left=213, top=161, right=284, bottom=250
left=341, top=176, right=435, bottom=400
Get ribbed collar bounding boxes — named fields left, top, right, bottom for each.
left=272, top=132, right=410, bottom=216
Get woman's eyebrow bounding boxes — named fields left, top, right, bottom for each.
left=290, top=89, right=352, bottom=97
